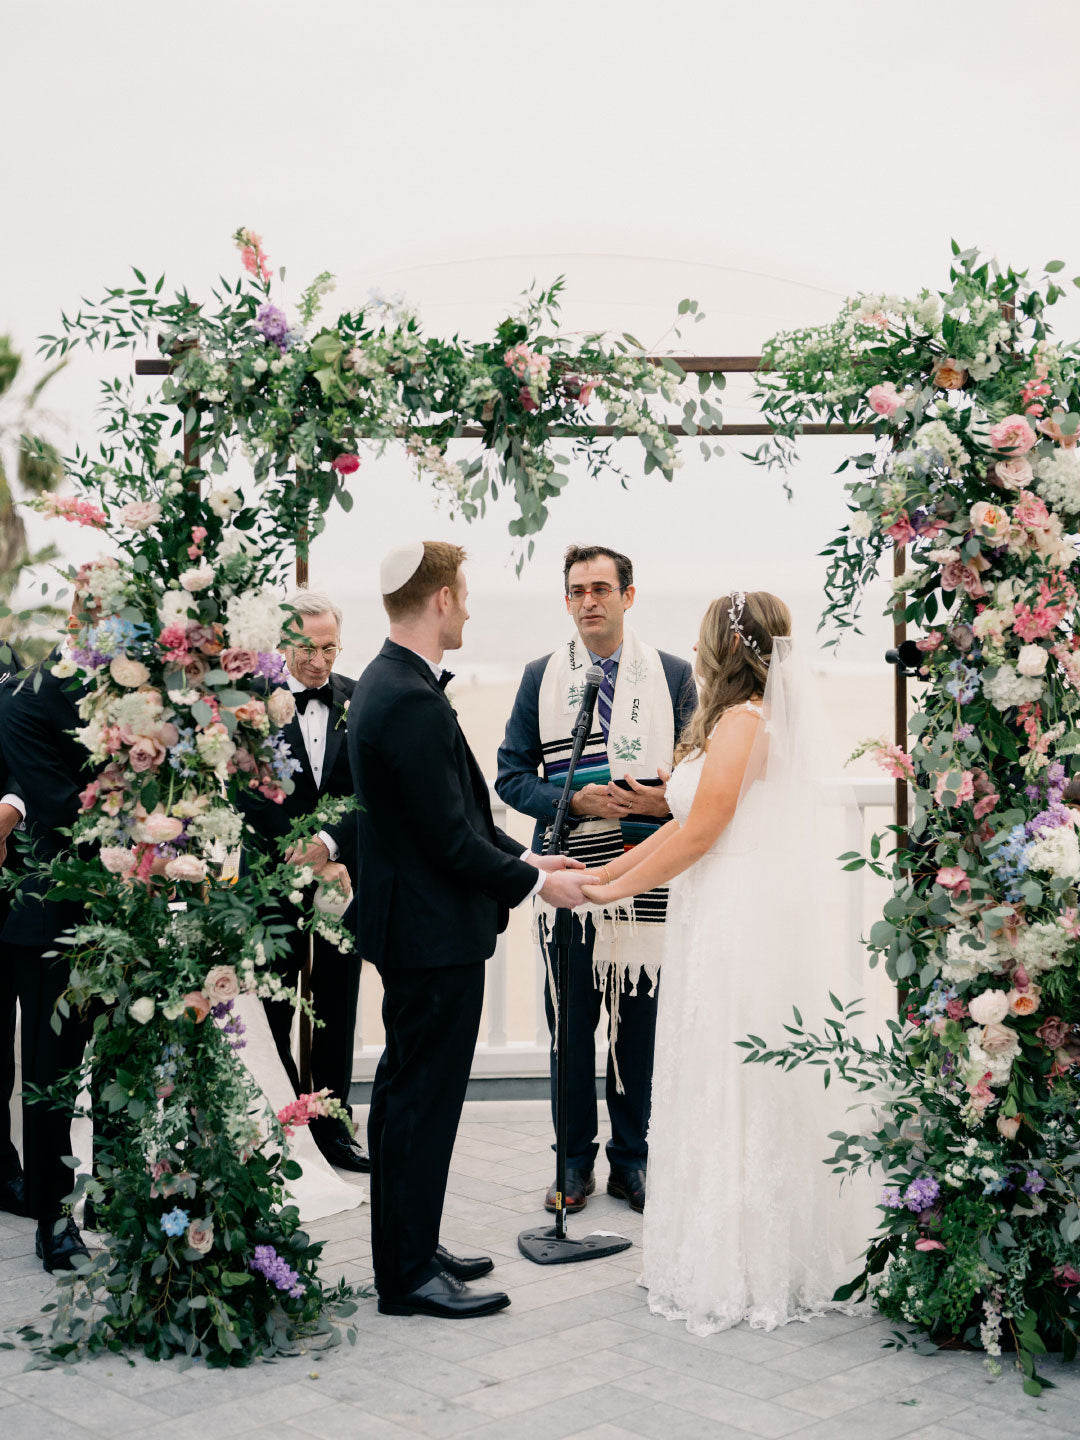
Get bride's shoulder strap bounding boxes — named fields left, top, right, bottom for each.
left=707, top=701, right=763, bottom=740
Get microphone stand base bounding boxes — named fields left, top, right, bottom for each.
left=517, top=1227, right=633, bottom=1265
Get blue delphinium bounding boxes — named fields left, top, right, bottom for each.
left=161, top=1207, right=189, bottom=1237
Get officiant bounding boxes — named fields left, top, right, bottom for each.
left=496, top=545, right=696, bottom=1216
left=237, top=590, right=367, bottom=1173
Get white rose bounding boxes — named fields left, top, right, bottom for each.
left=110, top=657, right=151, bottom=688
left=180, top=565, right=215, bottom=593
left=160, top=590, right=196, bottom=628
left=208, top=486, right=241, bottom=520
left=849, top=511, right=873, bottom=538
left=1016, top=644, right=1049, bottom=677
left=129, top=996, right=156, bottom=1025
left=51, top=657, right=79, bottom=679
left=967, top=989, right=1010, bottom=1025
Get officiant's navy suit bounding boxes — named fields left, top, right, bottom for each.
left=496, top=648, right=696, bottom=1179
left=348, top=639, right=536, bottom=1299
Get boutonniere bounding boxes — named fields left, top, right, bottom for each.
left=334, top=698, right=350, bottom=731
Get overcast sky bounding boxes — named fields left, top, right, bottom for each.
left=5, top=0, right=1080, bottom=664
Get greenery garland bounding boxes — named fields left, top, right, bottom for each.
left=743, top=244, right=1080, bottom=1393
left=2, top=231, right=720, bottom=1367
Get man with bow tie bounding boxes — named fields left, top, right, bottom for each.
left=238, top=590, right=367, bottom=1173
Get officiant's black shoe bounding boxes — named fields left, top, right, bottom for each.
left=607, top=1165, right=646, bottom=1214
left=544, top=1166, right=595, bottom=1213
left=0, top=1170, right=30, bottom=1217
left=378, top=1269, right=510, bottom=1319
left=435, top=1244, right=494, bottom=1281
left=35, top=1217, right=91, bottom=1273
left=315, top=1130, right=370, bottom=1173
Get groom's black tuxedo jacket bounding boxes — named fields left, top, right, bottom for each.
left=348, top=640, right=536, bottom=970
left=0, top=652, right=90, bottom=949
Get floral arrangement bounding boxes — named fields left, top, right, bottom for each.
left=742, top=246, right=1080, bottom=1393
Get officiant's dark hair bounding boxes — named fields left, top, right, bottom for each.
left=383, top=541, right=467, bottom=621
left=563, top=545, right=633, bottom=593
left=675, top=591, right=791, bottom=763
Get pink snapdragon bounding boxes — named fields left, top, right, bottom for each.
left=504, top=343, right=551, bottom=390
left=934, top=770, right=975, bottom=807
left=235, top=227, right=272, bottom=282
left=41, top=495, right=107, bottom=529
left=914, top=1238, right=946, bottom=1252
left=1014, top=573, right=1076, bottom=641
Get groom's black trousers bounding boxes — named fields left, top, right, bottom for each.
left=368, top=961, right=485, bottom=1298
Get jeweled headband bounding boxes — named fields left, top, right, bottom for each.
left=728, top=590, right=763, bottom=657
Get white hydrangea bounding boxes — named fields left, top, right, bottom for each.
left=963, top=1040, right=1014, bottom=1089
left=1014, top=919, right=1070, bottom=975
left=914, top=419, right=968, bottom=470
left=940, top=923, right=1009, bottom=982
left=160, top=588, right=197, bottom=628
left=189, top=807, right=244, bottom=850
left=1025, top=823, right=1080, bottom=881
left=983, top=664, right=1045, bottom=710
left=225, top=586, right=283, bottom=652
left=914, top=295, right=942, bottom=331
left=1034, top=447, right=1080, bottom=516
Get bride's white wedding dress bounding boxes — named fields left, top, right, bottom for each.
left=641, top=643, right=876, bottom=1334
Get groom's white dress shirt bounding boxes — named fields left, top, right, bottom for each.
left=284, top=672, right=340, bottom=861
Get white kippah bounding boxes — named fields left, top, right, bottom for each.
left=380, top=541, right=425, bottom=595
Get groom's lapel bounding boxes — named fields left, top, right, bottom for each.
left=320, top=673, right=349, bottom=791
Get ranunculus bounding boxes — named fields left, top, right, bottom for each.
left=1008, top=986, right=1041, bottom=1016
left=914, top=1238, right=946, bottom=1252
left=203, top=964, right=240, bottom=1003
left=180, top=654, right=209, bottom=686
left=968, top=989, right=1010, bottom=1025
left=267, top=687, right=297, bottom=727
left=989, top=415, right=1038, bottom=455
left=1037, top=1015, right=1070, bottom=1048
left=220, top=647, right=257, bottom=678
left=181, top=991, right=211, bottom=1023
left=996, top=1114, right=1022, bottom=1141
left=186, top=1220, right=214, bottom=1255
left=947, top=623, right=974, bottom=653
left=164, top=855, right=208, bottom=883
left=135, top=812, right=185, bottom=844
left=100, top=846, right=138, bottom=876
left=935, top=867, right=971, bottom=895
left=119, top=500, right=162, bottom=531
left=866, top=382, right=901, bottom=417
left=129, top=996, right=156, bottom=1025
left=885, top=511, right=917, bottom=545
left=916, top=632, right=944, bottom=653
left=233, top=699, right=268, bottom=728
left=969, top=501, right=1010, bottom=544
left=994, top=457, right=1034, bottom=490
left=109, top=657, right=151, bottom=688
left=980, top=1020, right=1019, bottom=1056
left=1016, top=644, right=1049, bottom=676
left=1054, top=1265, right=1080, bottom=1288
left=331, top=453, right=361, bottom=475
left=180, top=565, right=215, bottom=593
left=128, top=735, right=167, bottom=772
left=932, top=358, right=968, bottom=390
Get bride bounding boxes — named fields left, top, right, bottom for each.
left=581, top=591, right=874, bottom=1334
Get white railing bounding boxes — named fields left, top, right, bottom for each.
left=350, top=779, right=897, bottom=1082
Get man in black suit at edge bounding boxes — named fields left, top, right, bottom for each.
left=0, top=642, right=28, bottom=1218
left=348, top=541, right=588, bottom=1319
left=0, top=601, right=95, bottom=1271
left=238, top=590, right=368, bottom=1173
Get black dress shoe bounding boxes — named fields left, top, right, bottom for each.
left=315, top=1130, right=370, bottom=1173
left=545, top=1166, right=595, bottom=1214
left=35, top=1217, right=91, bottom=1273
left=607, top=1164, right=646, bottom=1213
left=435, top=1244, right=494, bottom=1281
left=0, top=1171, right=30, bottom=1217
left=378, top=1269, right=510, bottom=1319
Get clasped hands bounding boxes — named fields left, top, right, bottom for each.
left=569, top=767, right=671, bottom=821
left=285, top=838, right=352, bottom=902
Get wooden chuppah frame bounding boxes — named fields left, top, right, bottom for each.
left=135, top=351, right=903, bottom=1090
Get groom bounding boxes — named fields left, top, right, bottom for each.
left=349, top=541, right=587, bottom=1319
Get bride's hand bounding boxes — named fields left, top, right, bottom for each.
left=581, top=881, right=611, bottom=904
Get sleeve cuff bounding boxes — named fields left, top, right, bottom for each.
left=1, top=792, right=25, bottom=822
left=317, top=829, right=339, bottom=861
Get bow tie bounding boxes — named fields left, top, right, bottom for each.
left=438, top=670, right=454, bottom=690
left=294, top=685, right=331, bottom=714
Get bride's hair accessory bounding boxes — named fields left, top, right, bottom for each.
left=728, top=590, right=763, bottom=656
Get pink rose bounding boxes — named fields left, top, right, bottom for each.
left=996, top=1114, right=1022, bottom=1141
left=1037, top=1015, right=1071, bottom=1048
left=100, top=846, right=138, bottom=876
left=181, top=991, right=211, bottom=1023
left=935, top=867, right=970, bottom=895
left=994, top=457, right=1034, bottom=490
left=1054, top=1265, right=1080, bottom=1288
left=233, top=698, right=267, bottom=728
left=181, top=654, right=210, bottom=686
left=120, top=501, right=162, bottom=531
left=332, top=454, right=360, bottom=475
left=916, top=632, right=944, bottom=653
left=164, top=855, right=207, bottom=883
left=203, top=964, right=240, bottom=1003
left=980, top=1020, right=1018, bottom=1055
left=220, top=647, right=257, bottom=678
left=1039, top=417, right=1079, bottom=450
left=128, top=736, right=167, bottom=772
left=267, top=687, right=297, bottom=727
left=989, top=415, right=1038, bottom=455
left=109, top=657, right=151, bottom=689
left=866, top=382, right=901, bottom=418
left=186, top=1220, right=214, bottom=1256
left=136, top=812, right=185, bottom=844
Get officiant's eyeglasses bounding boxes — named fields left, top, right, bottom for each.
left=566, top=584, right=624, bottom=602
left=294, top=643, right=340, bottom=660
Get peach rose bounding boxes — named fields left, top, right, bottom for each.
left=1008, top=986, right=1041, bottom=1016
left=989, top=415, right=1038, bottom=455
left=996, top=1114, right=1022, bottom=1141
left=220, top=647, right=257, bottom=678
left=233, top=698, right=268, bottom=728
left=1038, top=416, right=1079, bottom=449
left=136, top=812, right=185, bottom=844
left=186, top=1220, right=214, bottom=1256
left=164, top=855, right=208, bottom=883
left=993, top=457, right=1034, bottom=490
left=203, top=965, right=240, bottom=1003
left=980, top=1020, right=1019, bottom=1055
left=969, top=501, right=1010, bottom=544
left=267, top=687, right=297, bottom=727
left=932, top=357, right=968, bottom=390
left=181, top=991, right=211, bottom=1023
left=110, top=657, right=151, bottom=688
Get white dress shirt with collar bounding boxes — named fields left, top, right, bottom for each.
left=284, top=672, right=339, bottom=861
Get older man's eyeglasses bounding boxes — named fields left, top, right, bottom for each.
left=566, top=583, right=624, bottom=602
left=294, top=643, right=340, bottom=661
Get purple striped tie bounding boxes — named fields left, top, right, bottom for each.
left=596, top=657, right=617, bottom=741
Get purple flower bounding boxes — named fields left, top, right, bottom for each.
left=255, top=650, right=287, bottom=682
left=904, top=1177, right=940, bottom=1212
left=954, top=724, right=974, bottom=741
left=1026, top=805, right=1071, bottom=840
left=1023, top=1170, right=1046, bottom=1195
left=211, top=998, right=247, bottom=1051
left=250, top=1243, right=304, bottom=1298
left=880, top=1186, right=905, bottom=1209
left=255, top=303, right=290, bottom=350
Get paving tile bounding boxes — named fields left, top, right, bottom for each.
left=937, top=1401, right=1080, bottom=1440
left=613, top=1331, right=802, bottom=1399
left=917, top=1367, right=1080, bottom=1435
left=455, top=1349, right=640, bottom=1420
left=286, top=1404, right=419, bottom=1439
left=462, top=1317, right=644, bottom=1381
left=4, top=1366, right=168, bottom=1433
left=766, top=1386, right=972, bottom=1440
left=456, top=1380, right=644, bottom=1440
left=0, top=1398, right=84, bottom=1440
left=616, top=1366, right=809, bottom=1437
left=300, top=1361, right=481, bottom=1436
left=618, top=1403, right=767, bottom=1440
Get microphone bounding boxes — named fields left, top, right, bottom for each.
left=572, top=665, right=605, bottom=740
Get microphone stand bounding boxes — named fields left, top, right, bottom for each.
left=518, top=668, right=633, bottom=1266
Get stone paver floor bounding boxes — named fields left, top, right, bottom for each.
left=0, top=1099, right=1077, bottom=1439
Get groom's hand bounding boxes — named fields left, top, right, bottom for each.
left=524, top=853, right=587, bottom=873
left=539, top=869, right=589, bottom=909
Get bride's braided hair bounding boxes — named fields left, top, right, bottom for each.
left=674, top=590, right=792, bottom=763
